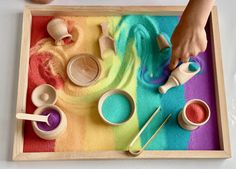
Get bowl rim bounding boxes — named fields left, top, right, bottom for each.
left=182, top=99, right=211, bottom=126
left=98, top=89, right=135, bottom=126
left=32, top=104, right=64, bottom=134
left=66, top=53, right=101, bottom=87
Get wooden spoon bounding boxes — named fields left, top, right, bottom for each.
left=99, top=22, right=116, bottom=59
left=16, top=113, right=50, bottom=126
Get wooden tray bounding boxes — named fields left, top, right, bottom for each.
left=13, top=5, right=231, bottom=160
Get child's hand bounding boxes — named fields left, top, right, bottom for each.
left=168, top=0, right=215, bottom=70
left=169, top=21, right=207, bottom=70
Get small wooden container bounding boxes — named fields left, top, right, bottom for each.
left=30, top=84, right=67, bottom=140
left=32, top=105, right=67, bottom=140
left=47, top=18, right=72, bottom=46
left=31, top=84, right=57, bottom=107
left=98, top=89, right=135, bottom=126
left=178, top=99, right=211, bottom=131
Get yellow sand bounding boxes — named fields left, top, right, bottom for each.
left=32, top=16, right=141, bottom=151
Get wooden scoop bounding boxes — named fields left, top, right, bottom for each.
left=99, top=22, right=116, bottom=59
left=156, top=34, right=170, bottom=51
left=16, top=113, right=50, bottom=126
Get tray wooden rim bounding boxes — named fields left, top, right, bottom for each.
left=13, top=5, right=231, bottom=160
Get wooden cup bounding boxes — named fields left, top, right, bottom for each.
left=32, top=105, right=67, bottom=140
left=178, top=99, right=211, bottom=131
left=47, top=18, right=72, bottom=46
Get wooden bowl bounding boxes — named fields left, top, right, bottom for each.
left=67, top=54, right=101, bottom=87
left=31, top=84, right=57, bottom=107
left=32, top=105, right=67, bottom=140
left=178, top=99, right=211, bottom=131
left=98, top=89, right=135, bottom=126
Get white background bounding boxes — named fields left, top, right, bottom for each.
left=0, top=0, right=235, bottom=168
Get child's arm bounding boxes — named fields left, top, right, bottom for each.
left=169, top=0, right=215, bottom=70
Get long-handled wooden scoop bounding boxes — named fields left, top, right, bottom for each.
left=99, top=22, right=116, bottom=59
left=16, top=113, right=50, bottom=126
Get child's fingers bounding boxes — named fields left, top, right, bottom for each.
left=169, top=54, right=179, bottom=70
left=181, top=53, right=190, bottom=63
left=181, top=57, right=189, bottom=63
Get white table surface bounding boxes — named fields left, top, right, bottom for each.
left=0, top=0, right=235, bottom=168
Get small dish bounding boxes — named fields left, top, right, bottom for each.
left=67, top=54, right=101, bottom=87
left=31, top=84, right=57, bottom=107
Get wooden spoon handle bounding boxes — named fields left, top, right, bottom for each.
left=16, top=113, right=49, bottom=124
left=100, top=22, right=109, bottom=36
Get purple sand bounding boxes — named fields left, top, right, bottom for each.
left=185, top=22, right=220, bottom=150
left=37, top=108, right=61, bottom=131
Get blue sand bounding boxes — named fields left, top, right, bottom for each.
left=189, top=62, right=199, bottom=72
left=115, top=15, right=190, bottom=150
left=102, top=93, right=132, bottom=124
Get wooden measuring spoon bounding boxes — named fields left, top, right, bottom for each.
left=99, top=22, right=116, bottom=59
left=16, top=113, right=50, bottom=126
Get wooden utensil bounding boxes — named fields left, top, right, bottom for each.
left=159, top=62, right=201, bottom=94
left=16, top=113, right=50, bottom=126
left=99, top=22, right=116, bottom=59
left=128, top=106, right=172, bottom=156
left=156, top=34, right=170, bottom=51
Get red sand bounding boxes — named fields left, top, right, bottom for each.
left=24, top=51, right=64, bottom=152
left=29, top=52, right=64, bottom=89
left=186, top=103, right=208, bottom=124
left=30, top=16, right=74, bottom=47
left=24, top=16, right=66, bottom=152
left=30, top=16, right=53, bottom=47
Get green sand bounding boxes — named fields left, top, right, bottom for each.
left=114, top=15, right=190, bottom=150
left=102, top=93, right=132, bottom=124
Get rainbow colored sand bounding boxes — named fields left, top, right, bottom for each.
left=24, top=15, right=219, bottom=153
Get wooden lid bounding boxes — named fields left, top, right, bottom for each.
left=67, top=54, right=101, bottom=86
left=31, top=84, right=57, bottom=107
